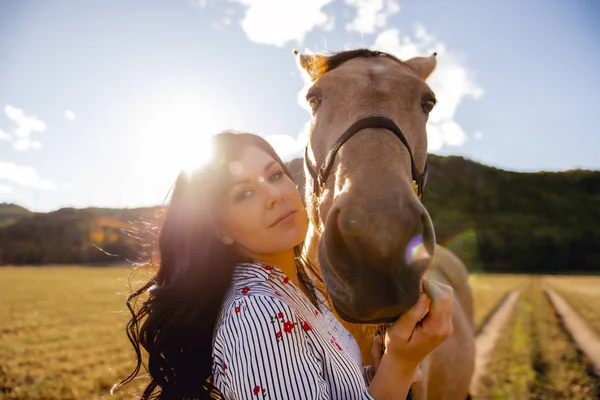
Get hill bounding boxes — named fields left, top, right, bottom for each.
left=0, top=204, right=163, bottom=265
left=1, top=154, right=598, bottom=272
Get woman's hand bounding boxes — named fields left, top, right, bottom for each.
left=367, top=279, right=453, bottom=399
left=383, top=279, right=454, bottom=373
left=370, top=335, right=422, bottom=383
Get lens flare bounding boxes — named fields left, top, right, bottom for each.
left=227, top=160, right=244, bottom=176
left=440, top=227, right=481, bottom=270
left=405, top=234, right=430, bottom=265
left=442, top=227, right=477, bottom=249
left=338, top=206, right=369, bottom=236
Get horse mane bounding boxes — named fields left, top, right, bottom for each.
left=306, top=49, right=404, bottom=81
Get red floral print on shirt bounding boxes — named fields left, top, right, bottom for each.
left=283, top=320, right=295, bottom=333
left=241, top=286, right=250, bottom=296
left=330, top=336, right=343, bottom=351
left=302, top=321, right=312, bottom=332
left=271, top=311, right=285, bottom=324
left=252, top=385, right=267, bottom=397
left=295, top=316, right=313, bottom=332
left=283, top=277, right=290, bottom=284
left=263, top=265, right=274, bottom=271
left=235, top=306, right=241, bottom=314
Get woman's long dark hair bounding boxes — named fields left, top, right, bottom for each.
left=113, top=131, right=323, bottom=399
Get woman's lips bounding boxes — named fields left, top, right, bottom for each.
left=270, top=211, right=296, bottom=227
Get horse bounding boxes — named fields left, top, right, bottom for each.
left=292, top=48, right=475, bottom=399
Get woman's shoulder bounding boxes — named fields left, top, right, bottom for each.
left=226, top=262, right=280, bottom=298
left=220, top=286, right=294, bottom=322
left=217, top=262, right=293, bottom=320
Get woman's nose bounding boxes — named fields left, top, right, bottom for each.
left=264, top=183, right=284, bottom=209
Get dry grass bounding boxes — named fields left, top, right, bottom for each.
left=469, top=273, right=527, bottom=331
left=477, top=277, right=599, bottom=399
left=1, top=268, right=598, bottom=399
left=544, top=275, right=600, bottom=337
left=0, top=266, right=153, bottom=400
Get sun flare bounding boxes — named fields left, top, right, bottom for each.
left=138, top=97, right=232, bottom=183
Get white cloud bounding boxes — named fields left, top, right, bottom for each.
left=64, top=109, right=76, bottom=120
left=0, top=161, right=57, bottom=190
left=4, top=105, right=46, bottom=139
left=372, top=26, right=483, bottom=151
left=190, top=0, right=208, bottom=6
left=0, top=183, right=13, bottom=194
left=232, top=0, right=335, bottom=47
left=0, top=129, right=13, bottom=143
left=13, top=138, right=42, bottom=151
left=345, top=0, right=400, bottom=34
left=264, top=120, right=310, bottom=162
left=474, top=131, right=483, bottom=139
left=425, top=124, right=444, bottom=153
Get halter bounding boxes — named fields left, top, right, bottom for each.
left=304, top=116, right=428, bottom=199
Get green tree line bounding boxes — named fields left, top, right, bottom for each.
left=1, top=155, right=598, bottom=273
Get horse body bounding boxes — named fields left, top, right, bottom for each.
left=293, top=49, right=475, bottom=399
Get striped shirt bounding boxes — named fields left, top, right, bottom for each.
left=212, top=261, right=376, bottom=399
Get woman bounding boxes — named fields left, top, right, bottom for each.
left=115, top=131, right=454, bottom=399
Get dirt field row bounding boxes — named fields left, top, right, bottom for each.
left=474, top=277, right=599, bottom=399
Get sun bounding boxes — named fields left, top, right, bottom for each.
left=138, top=97, right=232, bottom=183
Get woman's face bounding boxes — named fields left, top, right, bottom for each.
left=219, top=145, right=308, bottom=257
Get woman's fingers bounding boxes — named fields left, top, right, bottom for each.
left=380, top=280, right=455, bottom=374
left=389, top=292, right=428, bottom=342
left=421, top=279, right=454, bottom=339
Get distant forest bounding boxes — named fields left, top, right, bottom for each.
left=1, top=154, right=598, bottom=273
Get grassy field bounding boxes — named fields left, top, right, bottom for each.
left=0, top=266, right=152, bottom=400
left=544, top=275, right=600, bottom=337
left=469, top=273, right=527, bottom=331
left=477, top=277, right=599, bottom=399
left=1, top=268, right=598, bottom=399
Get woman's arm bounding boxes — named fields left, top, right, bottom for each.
left=212, top=295, right=375, bottom=400
left=367, top=355, right=415, bottom=399
left=368, top=280, right=455, bottom=399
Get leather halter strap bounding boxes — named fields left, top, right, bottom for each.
left=304, top=116, right=428, bottom=198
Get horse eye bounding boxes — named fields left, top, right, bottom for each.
left=422, top=98, right=436, bottom=114
left=309, top=97, right=322, bottom=114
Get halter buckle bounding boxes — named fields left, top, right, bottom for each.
left=412, top=180, right=419, bottom=196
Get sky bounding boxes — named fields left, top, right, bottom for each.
left=0, top=0, right=598, bottom=212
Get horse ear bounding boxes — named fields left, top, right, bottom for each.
left=293, top=49, right=327, bottom=82
left=404, top=52, right=437, bottom=80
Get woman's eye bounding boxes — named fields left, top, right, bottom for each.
left=235, top=189, right=253, bottom=202
left=269, top=171, right=283, bottom=182
left=422, top=97, right=436, bottom=114
left=308, top=97, right=322, bottom=114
